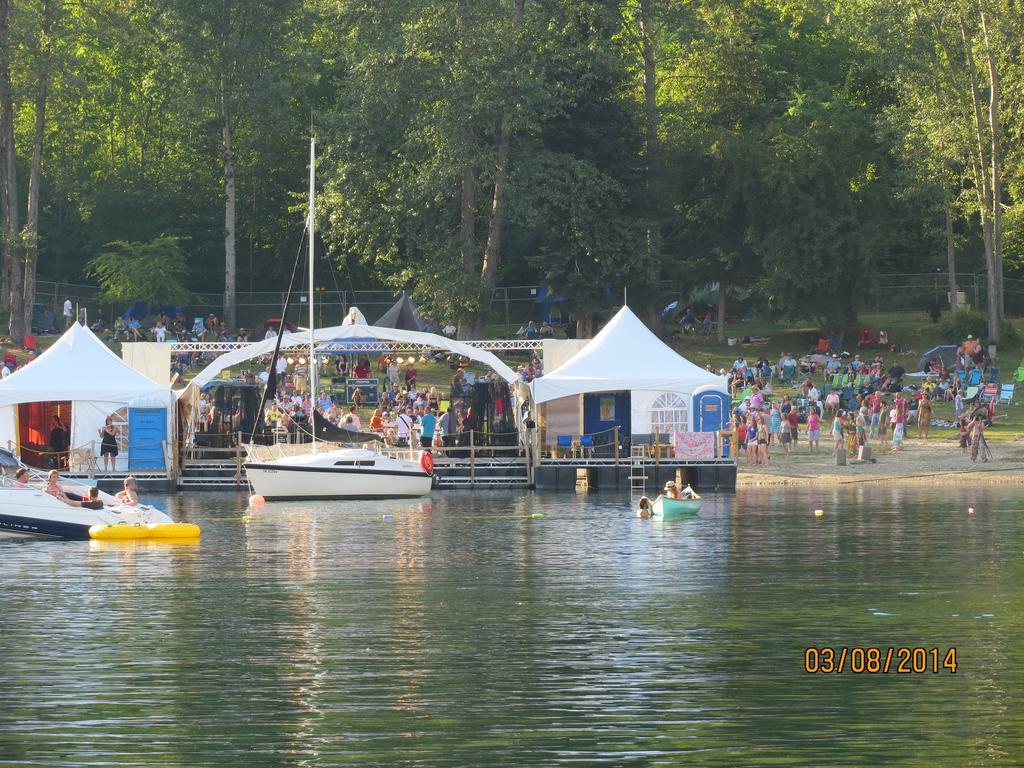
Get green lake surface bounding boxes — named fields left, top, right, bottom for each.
left=1, top=486, right=1022, bottom=766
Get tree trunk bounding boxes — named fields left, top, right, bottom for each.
left=460, top=164, right=475, bottom=277
left=222, top=100, right=237, bottom=333
left=468, top=0, right=524, bottom=339
left=22, top=0, right=53, bottom=341
left=716, top=283, right=727, bottom=343
left=960, top=20, right=998, bottom=342
left=946, top=204, right=957, bottom=318
left=0, top=0, right=18, bottom=319
left=576, top=313, right=593, bottom=339
left=638, top=0, right=662, bottom=334
left=980, top=8, right=1003, bottom=324
left=455, top=163, right=476, bottom=340
left=473, top=127, right=510, bottom=338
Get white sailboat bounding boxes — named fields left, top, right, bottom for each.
left=244, top=138, right=432, bottom=500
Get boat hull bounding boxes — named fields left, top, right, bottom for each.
left=245, top=449, right=432, bottom=500
left=652, top=495, right=701, bottom=517
left=0, top=487, right=173, bottom=540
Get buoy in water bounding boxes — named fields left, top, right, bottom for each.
left=814, top=509, right=824, bottom=517
left=530, top=513, right=544, bottom=519
left=382, top=514, right=394, bottom=521
left=968, top=507, right=976, bottom=515
left=249, top=494, right=266, bottom=506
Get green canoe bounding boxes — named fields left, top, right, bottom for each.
left=652, top=494, right=701, bottom=517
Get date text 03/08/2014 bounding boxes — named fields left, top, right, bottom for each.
left=804, top=647, right=958, bottom=674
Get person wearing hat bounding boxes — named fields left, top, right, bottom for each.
left=663, top=481, right=681, bottom=500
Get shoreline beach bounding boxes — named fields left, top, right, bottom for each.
left=736, top=440, right=1024, bottom=487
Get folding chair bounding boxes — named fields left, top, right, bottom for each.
left=815, top=338, right=829, bottom=353
left=23, top=335, right=37, bottom=355
left=578, top=435, right=595, bottom=458
left=981, top=383, right=999, bottom=402
left=555, top=435, right=572, bottom=458
left=998, top=384, right=1015, bottom=404
left=968, top=369, right=982, bottom=387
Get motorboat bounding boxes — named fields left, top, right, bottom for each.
left=651, top=491, right=702, bottom=517
left=240, top=137, right=432, bottom=502
left=0, top=455, right=175, bottom=540
left=245, top=444, right=432, bottom=500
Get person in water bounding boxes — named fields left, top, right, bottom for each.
left=116, top=476, right=139, bottom=506
left=637, top=496, right=653, bottom=518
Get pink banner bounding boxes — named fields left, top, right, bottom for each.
left=674, top=431, right=715, bottom=459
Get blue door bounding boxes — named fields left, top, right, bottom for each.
left=694, top=390, right=729, bottom=432
left=128, top=408, right=167, bottom=470
left=583, top=392, right=631, bottom=437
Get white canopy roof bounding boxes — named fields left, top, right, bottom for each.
left=186, top=322, right=519, bottom=393
left=0, top=323, right=174, bottom=408
left=530, top=306, right=727, bottom=403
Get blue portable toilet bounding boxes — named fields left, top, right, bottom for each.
left=693, top=388, right=730, bottom=432
left=128, top=407, right=167, bottom=470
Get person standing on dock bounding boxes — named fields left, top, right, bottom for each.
left=419, top=409, right=437, bottom=448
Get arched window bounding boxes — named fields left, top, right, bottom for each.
left=650, top=393, right=688, bottom=437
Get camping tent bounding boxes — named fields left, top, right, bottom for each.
left=375, top=293, right=424, bottom=332
left=917, top=345, right=958, bottom=372
left=0, top=323, right=175, bottom=469
left=530, top=306, right=729, bottom=435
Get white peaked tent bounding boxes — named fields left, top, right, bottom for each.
left=530, top=306, right=728, bottom=435
left=0, top=323, right=175, bottom=467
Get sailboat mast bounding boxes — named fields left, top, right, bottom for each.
left=308, top=136, right=317, bottom=444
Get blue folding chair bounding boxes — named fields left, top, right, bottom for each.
left=555, top=435, right=572, bottom=457
left=968, top=369, right=982, bottom=386
left=999, top=384, right=1015, bottom=404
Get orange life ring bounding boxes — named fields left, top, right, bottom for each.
left=420, top=451, right=434, bottom=475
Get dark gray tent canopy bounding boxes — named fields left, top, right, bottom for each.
left=375, top=293, right=424, bottom=332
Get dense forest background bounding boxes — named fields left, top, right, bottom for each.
left=0, top=0, right=1021, bottom=340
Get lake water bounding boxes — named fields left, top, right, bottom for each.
left=1, top=486, right=1022, bottom=766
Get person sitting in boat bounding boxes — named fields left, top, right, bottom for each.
left=14, top=467, right=30, bottom=488
left=116, top=476, right=139, bottom=506
left=663, top=481, right=681, bottom=500
left=80, top=487, right=104, bottom=510
left=637, top=496, right=653, bottom=518
left=681, top=485, right=698, bottom=500
left=45, top=470, right=81, bottom=506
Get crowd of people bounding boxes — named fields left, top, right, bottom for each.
left=192, top=351, right=516, bottom=450
left=725, top=343, right=997, bottom=466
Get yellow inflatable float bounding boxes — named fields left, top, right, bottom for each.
left=89, top=522, right=201, bottom=541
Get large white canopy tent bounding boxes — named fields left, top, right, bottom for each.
left=0, top=323, right=175, bottom=466
left=185, top=323, right=519, bottom=393
left=530, top=306, right=728, bottom=436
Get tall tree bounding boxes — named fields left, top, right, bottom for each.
left=159, top=0, right=302, bottom=331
